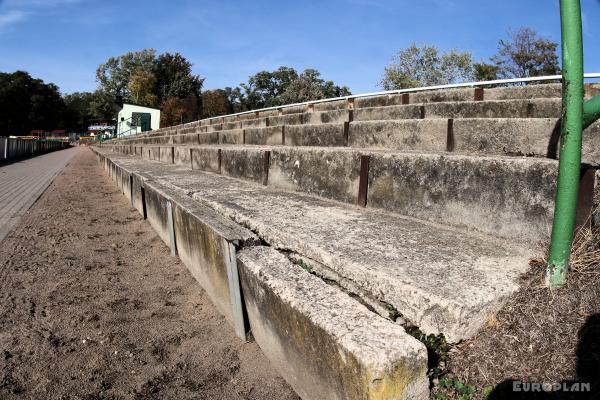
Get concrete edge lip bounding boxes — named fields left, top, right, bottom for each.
left=237, top=246, right=430, bottom=400
left=144, top=179, right=258, bottom=244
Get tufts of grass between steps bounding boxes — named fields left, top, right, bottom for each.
left=432, top=205, right=600, bottom=400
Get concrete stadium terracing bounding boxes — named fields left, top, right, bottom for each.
left=94, top=82, right=600, bottom=400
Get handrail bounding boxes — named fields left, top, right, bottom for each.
left=116, top=116, right=138, bottom=138
left=546, top=0, right=600, bottom=287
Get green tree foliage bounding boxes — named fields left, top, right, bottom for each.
left=0, top=71, right=66, bottom=136
left=62, top=92, right=96, bottom=132
left=61, top=90, right=118, bottom=132
left=128, top=69, right=158, bottom=107
left=491, top=27, right=560, bottom=78
left=96, top=49, right=157, bottom=100
left=233, top=67, right=350, bottom=110
left=239, top=66, right=299, bottom=109
left=154, top=52, right=204, bottom=102
left=95, top=49, right=204, bottom=125
left=279, top=69, right=351, bottom=105
left=473, top=62, right=500, bottom=81
left=88, top=90, right=118, bottom=121
left=380, top=44, right=474, bottom=90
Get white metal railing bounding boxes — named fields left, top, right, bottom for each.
left=124, top=72, right=600, bottom=137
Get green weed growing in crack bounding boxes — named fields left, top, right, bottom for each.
left=294, top=258, right=314, bottom=274
left=434, top=377, right=493, bottom=400
left=386, top=303, right=401, bottom=321
left=405, top=327, right=450, bottom=381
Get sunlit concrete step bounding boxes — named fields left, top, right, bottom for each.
left=97, top=148, right=431, bottom=399
left=96, top=148, right=531, bottom=343
left=238, top=246, right=429, bottom=400
left=354, top=98, right=561, bottom=121
left=101, top=143, right=600, bottom=246
left=348, top=118, right=600, bottom=161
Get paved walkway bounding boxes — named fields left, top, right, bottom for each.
left=0, top=146, right=80, bottom=242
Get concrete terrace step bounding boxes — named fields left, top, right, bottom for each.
left=121, top=98, right=562, bottom=144
left=118, top=83, right=600, bottom=143
left=353, top=98, right=561, bottom=120
left=238, top=246, right=429, bottom=400
left=97, top=148, right=431, bottom=399
left=110, top=143, right=568, bottom=244
left=348, top=118, right=600, bottom=160
left=112, top=117, right=600, bottom=162
left=95, top=147, right=530, bottom=343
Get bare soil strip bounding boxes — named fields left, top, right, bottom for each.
left=0, top=147, right=298, bottom=400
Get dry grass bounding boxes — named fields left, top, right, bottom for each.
left=433, top=210, right=600, bottom=399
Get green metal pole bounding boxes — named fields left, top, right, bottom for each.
left=546, top=0, right=584, bottom=287
left=583, top=94, right=600, bottom=129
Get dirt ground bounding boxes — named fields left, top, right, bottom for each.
left=436, top=235, right=600, bottom=399
left=0, top=147, right=299, bottom=400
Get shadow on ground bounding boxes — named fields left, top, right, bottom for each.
left=489, top=313, right=600, bottom=400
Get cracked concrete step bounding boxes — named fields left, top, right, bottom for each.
left=354, top=84, right=564, bottom=108
left=238, top=246, right=429, bottom=400
left=97, top=148, right=431, bottom=399
left=95, top=148, right=531, bottom=343
left=121, top=144, right=566, bottom=244
left=124, top=141, right=594, bottom=245
left=118, top=97, right=562, bottom=145
left=103, top=140, right=596, bottom=245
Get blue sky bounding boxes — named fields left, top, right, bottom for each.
left=0, top=0, right=599, bottom=95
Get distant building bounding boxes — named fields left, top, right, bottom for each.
left=87, top=120, right=115, bottom=140
left=116, top=103, right=160, bottom=137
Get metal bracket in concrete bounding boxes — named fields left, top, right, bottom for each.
left=166, top=201, right=177, bottom=256
left=129, top=175, right=134, bottom=207
left=223, top=239, right=247, bottom=341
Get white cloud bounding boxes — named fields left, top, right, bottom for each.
left=2, top=0, right=82, bottom=7
left=0, top=9, right=28, bottom=29
left=0, top=0, right=82, bottom=29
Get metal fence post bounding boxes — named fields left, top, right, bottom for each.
left=546, top=0, right=584, bottom=287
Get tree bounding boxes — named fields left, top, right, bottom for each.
left=154, top=52, right=204, bottom=103
left=201, top=89, right=232, bottom=118
left=62, top=92, right=96, bottom=132
left=491, top=27, right=560, bottom=78
left=235, top=67, right=350, bottom=109
left=160, top=97, right=186, bottom=127
left=96, top=49, right=157, bottom=100
left=89, top=90, right=118, bottom=121
left=380, top=44, right=474, bottom=90
left=221, top=86, right=245, bottom=113
left=95, top=49, right=205, bottom=126
left=279, top=69, right=351, bottom=104
left=0, top=71, right=66, bottom=136
left=239, top=66, right=299, bottom=109
left=128, top=69, right=158, bottom=107
left=474, top=62, right=500, bottom=82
